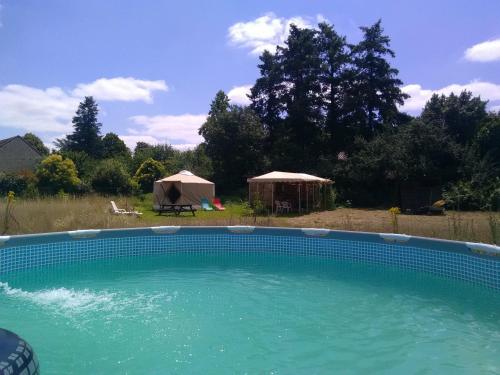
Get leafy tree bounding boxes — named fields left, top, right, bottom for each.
left=59, top=150, right=98, bottom=180
left=475, top=112, right=500, bottom=161
left=199, top=92, right=267, bottom=191
left=132, top=142, right=176, bottom=173
left=23, top=133, right=49, bottom=155
left=337, top=120, right=460, bottom=205
left=346, top=20, right=408, bottom=137
left=102, top=133, right=131, bottom=160
left=133, top=158, right=166, bottom=193
left=421, top=91, right=488, bottom=144
left=55, top=96, right=103, bottom=156
left=36, top=154, right=81, bottom=194
left=166, top=145, right=213, bottom=180
left=91, top=159, right=136, bottom=195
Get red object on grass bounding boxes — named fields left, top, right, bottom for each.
left=212, top=198, right=225, bottom=211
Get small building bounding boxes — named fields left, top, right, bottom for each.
left=247, top=171, right=333, bottom=213
left=0, top=136, right=43, bottom=173
left=153, top=170, right=215, bottom=210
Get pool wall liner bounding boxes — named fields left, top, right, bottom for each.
left=0, top=227, right=498, bottom=290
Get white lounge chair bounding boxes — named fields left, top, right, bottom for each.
left=110, top=201, right=142, bottom=216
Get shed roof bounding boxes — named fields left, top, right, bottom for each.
left=247, top=171, right=332, bottom=183
left=156, top=170, right=214, bottom=184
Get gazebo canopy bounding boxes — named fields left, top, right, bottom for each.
left=247, top=171, right=332, bottom=184
left=247, top=171, right=332, bottom=213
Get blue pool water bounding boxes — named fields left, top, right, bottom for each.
left=1, top=253, right=499, bottom=374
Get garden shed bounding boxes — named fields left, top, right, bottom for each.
left=247, top=171, right=333, bottom=213
left=153, top=170, right=215, bottom=210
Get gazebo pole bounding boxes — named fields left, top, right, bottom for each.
left=298, top=183, right=301, bottom=213
left=271, top=183, right=274, bottom=215
left=306, top=183, right=308, bottom=212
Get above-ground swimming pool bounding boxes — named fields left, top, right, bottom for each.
left=0, top=227, right=499, bottom=374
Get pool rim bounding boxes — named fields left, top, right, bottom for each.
left=0, top=226, right=499, bottom=290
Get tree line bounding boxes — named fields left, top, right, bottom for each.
left=0, top=96, right=213, bottom=197
left=200, top=20, right=500, bottom=210
left=1, top=19, right=498, bottom=210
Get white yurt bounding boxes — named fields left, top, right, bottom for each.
left=153, top=170, right=215, bottom=210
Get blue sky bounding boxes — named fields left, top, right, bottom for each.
left=0, top=0, right=499, bottom=150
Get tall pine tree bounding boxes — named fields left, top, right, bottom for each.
left=249, top=50, right=285, bottom=160
left=317, top=22, right=350, bottom=154
left=279, top=25, right=324, bottom=170
left=56, top=96, right=103, bottom=156
left=346, top=20, right=408, bottom=138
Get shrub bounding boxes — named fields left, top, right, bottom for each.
left=91, top=159, right=136, bottom=195
left=36, top=154, right=81, bottom=195
left=134, top=158, right=166, bottom=193
left=0, top=173, right=28, bottom=195
left=59, top=150, right=98, bottom=180
left=443, top=178, right=500, bottom=211
left=323, top=185, right=337, bottom=210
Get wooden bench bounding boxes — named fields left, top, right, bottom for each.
left=158, top=204, right=196, bottom=216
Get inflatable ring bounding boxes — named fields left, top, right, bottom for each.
left=0, top=328, right=39, bottom=375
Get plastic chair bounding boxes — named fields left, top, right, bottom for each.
left=281, top=201, right=292, bottom=214
left=212, top=198, right=225, bottom=211
left=201, top=197, right=213, bottom=211
left=275, top=200, right=283, bottom=214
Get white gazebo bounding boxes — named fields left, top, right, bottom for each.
left=247, top=171, right=333, bottom=213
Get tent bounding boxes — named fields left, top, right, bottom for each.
left=153, top=170, right=215, bottom=210
left=247, top=171, right=333, bottom=213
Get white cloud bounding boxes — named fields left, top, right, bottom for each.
left=0, top=77, right=167, bottom=136
left=490, top=105, right=500, bottom=113
left=72, top=77, right=167, bottom=103
left=228, top=12, right=325, bottom=55
left=228, top=85, right=252, bottom=105
left=401, top=80, right=500, bottom=113
left=464, top=38, right=500, bottom=62
left=171, top=143, right=198, bottom=151
left=118, top=135, right=164, bottom=150
left=123, top=114, right=207, bottom=150
left=0, top=84, right=79, bottom=133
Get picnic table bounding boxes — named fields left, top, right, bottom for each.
left=158, top=204, right=196, bottom=216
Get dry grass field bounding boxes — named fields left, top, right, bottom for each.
left=1, top=195, right=498, bottom=244
left=285, top=208, right=499, bottom=244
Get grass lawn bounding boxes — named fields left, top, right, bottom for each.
left=132, top=194, right=251, bottom=221
left=0, top=194, right=498, bottom=244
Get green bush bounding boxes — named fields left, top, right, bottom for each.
left=323, top=185, right=337, bottom=210
left=0, top=173, right=28, bottom=195
left=134, top=158, right=166, bottom=193
left=443, top=178, right=500, bottom=211
left=36, top=154, right=81, bottom=195
left=91, top=159, right=136, bottom=195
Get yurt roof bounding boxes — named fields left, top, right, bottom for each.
left=156, top=170, right=214, bottom=184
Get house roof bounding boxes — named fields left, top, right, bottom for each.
left=156, top=170, right=214, bottom=185
left=247, top=171, right=332, bottom=184
left=0, top=135, right=43, bottom=156
left=0, top=136, right=17, bottom=148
